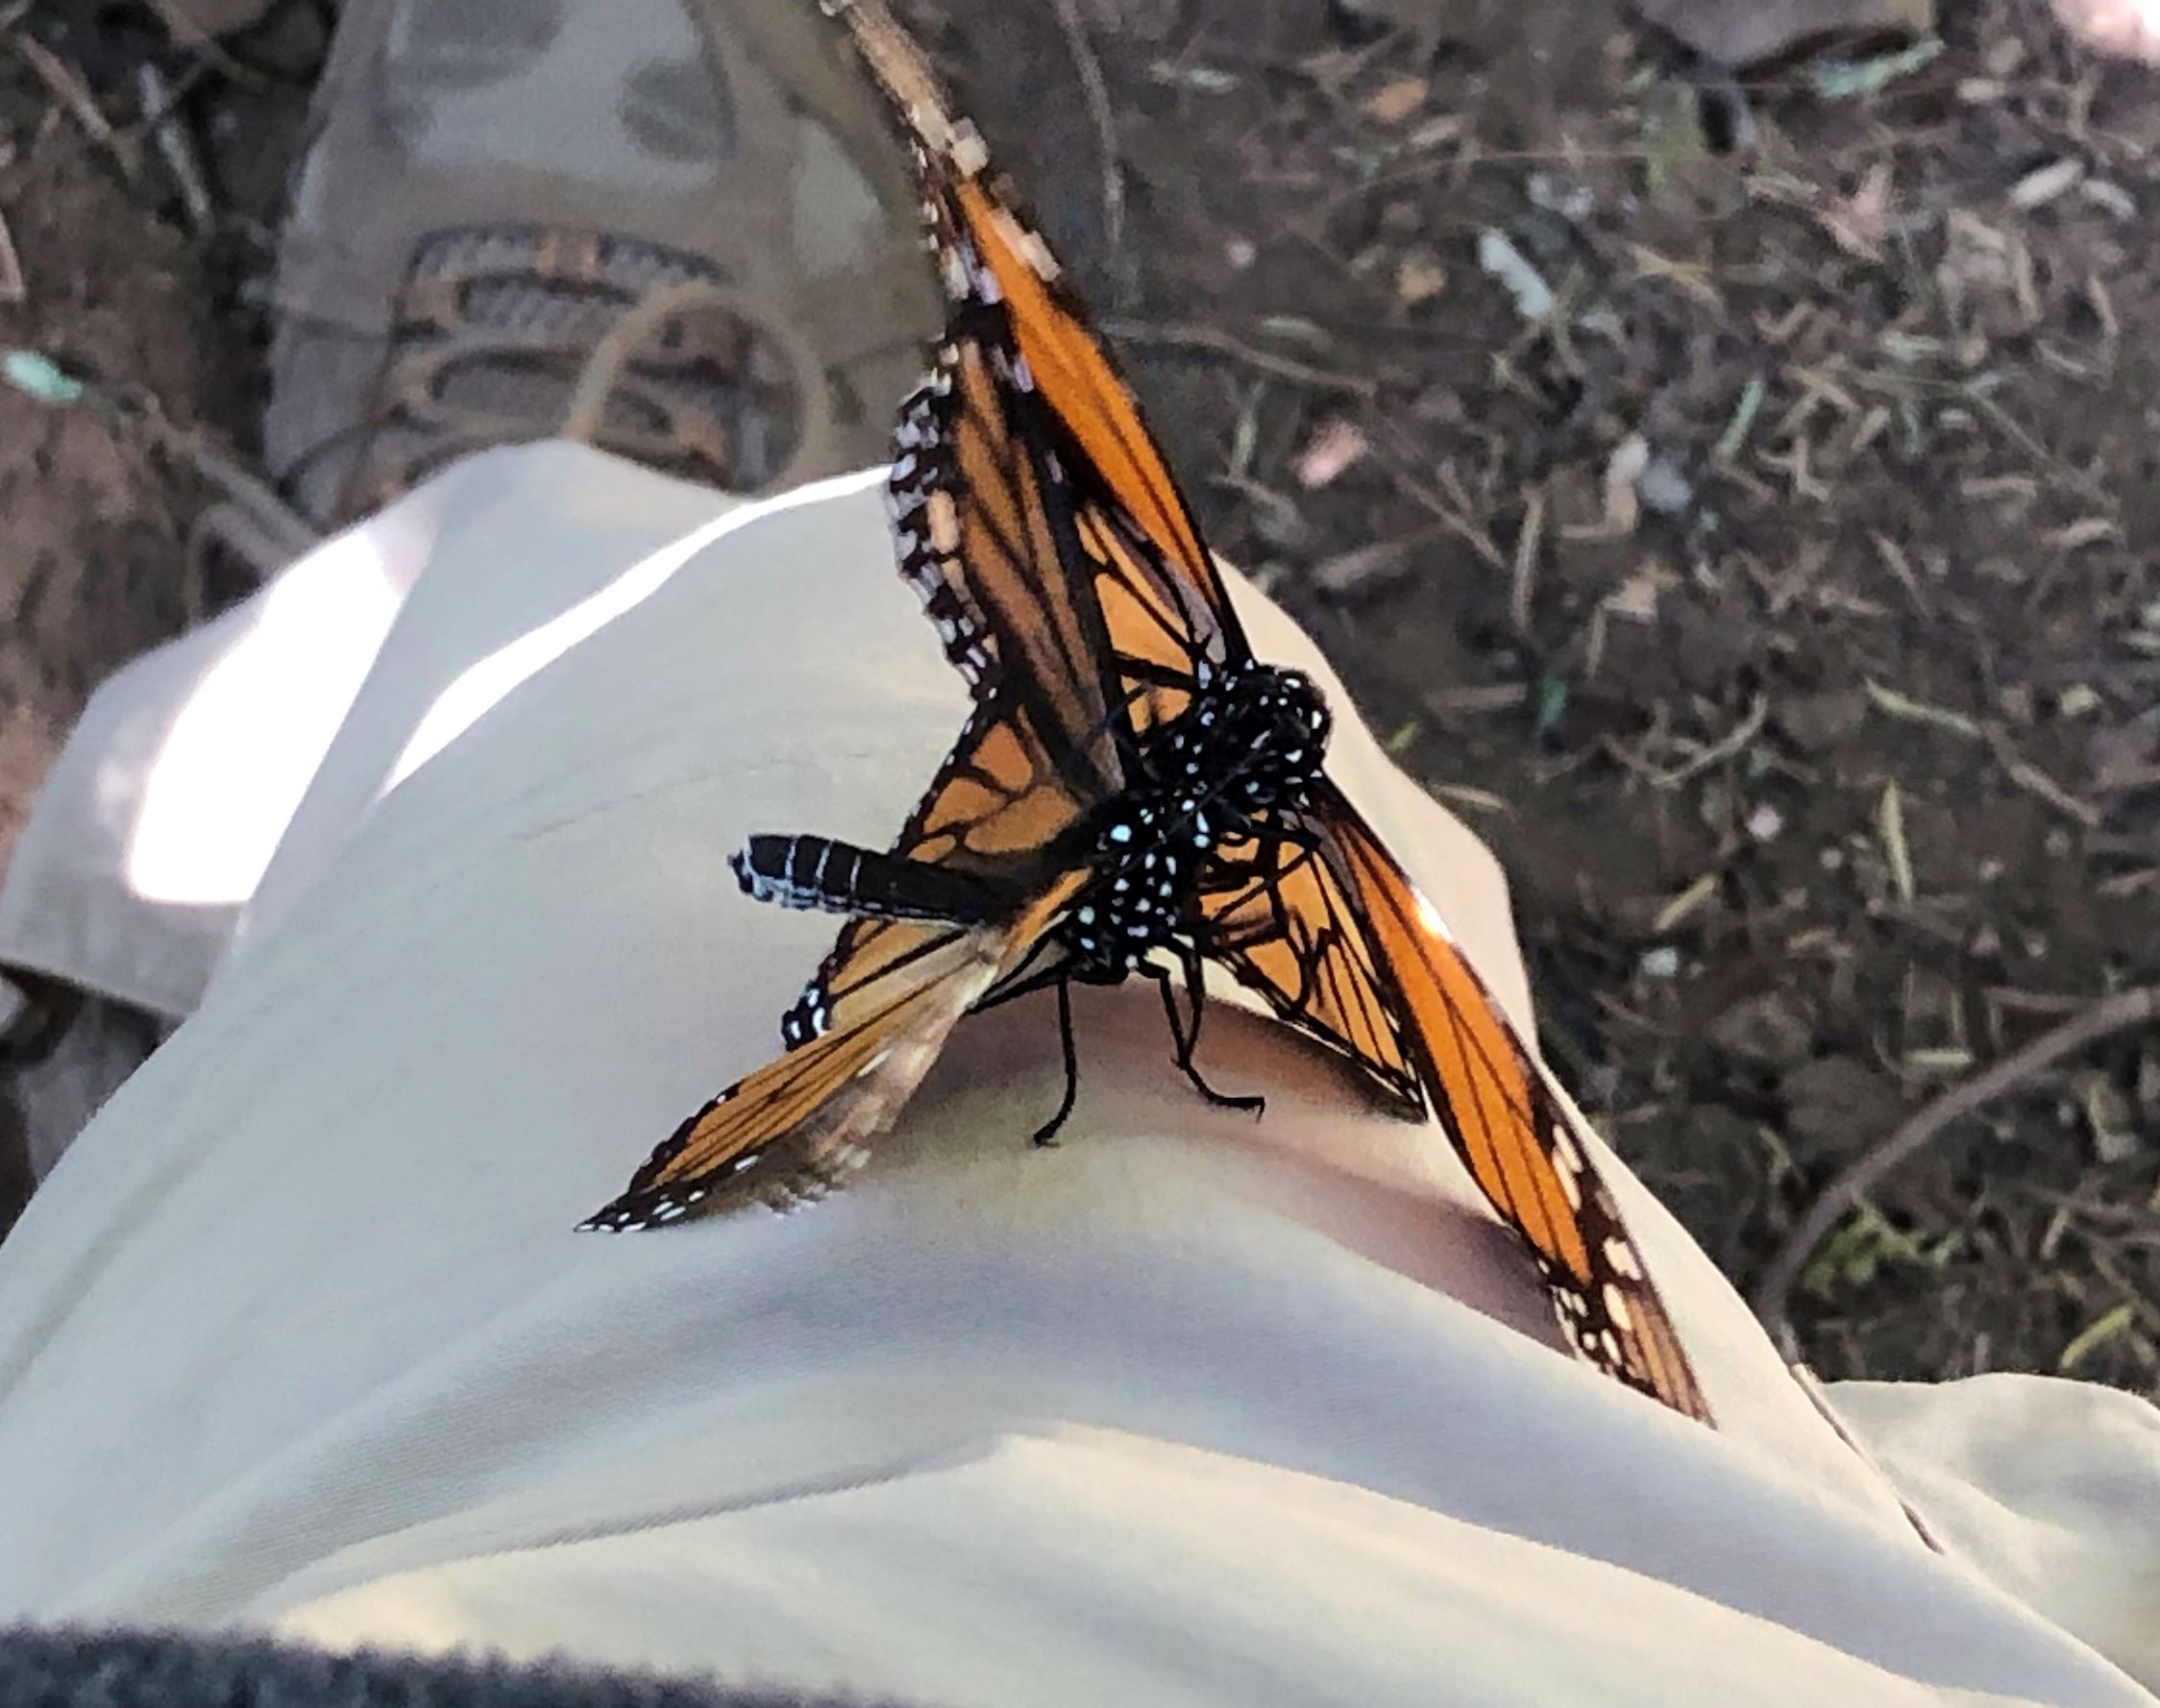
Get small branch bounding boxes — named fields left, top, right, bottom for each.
left=5, top=352, right=318, bottom=561
left=1049, top=0, right=1128, bottom=300
left=1986, top=727, right=2105, bottom=828
left=137, top=0, right=271, bottom=89
left=152, top=421, right=317, bottom=560
left=137, top=63, right=214, bottom=234
left=1607, top=694, right=1769, bottom=790
left=1754, top=985, right=2160, bottom=1337
left=1103, top=317, right=1379, bottom=397
left=0, top=206, right=21, bottom=305
left=14, top=34, right=140, bottom=179
left=1371, top=451, right=1506, bottom=571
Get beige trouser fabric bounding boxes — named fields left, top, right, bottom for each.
left=0, top=443, right=2154, bottom=1705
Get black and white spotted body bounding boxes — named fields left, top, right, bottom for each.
left=1061, top=658, right=1331, bottom=981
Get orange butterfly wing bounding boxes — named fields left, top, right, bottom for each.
left=891, top=331, right=1128, bottom=801
left=1195, top=831, right=1422, bottom=1113
left=584, top=877, right=1084, bottom=1230
left=1313, top=781, right=1710, bottom=1420
left=589, top=33, right=1138, bottom=1229
left=583, top=922, right=1004, bottom=1228
left=831, top=0, right=1713, bottom=1422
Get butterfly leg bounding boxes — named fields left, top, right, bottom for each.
left=1032, top=973, right=1081, bottom=1147
left=1148, top=946, right=1265, bottom=1118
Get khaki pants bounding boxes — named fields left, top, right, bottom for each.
left=0, top=443, right=2153, bottom=1704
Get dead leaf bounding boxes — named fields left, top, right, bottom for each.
left=2010, top=158, right=2085, bottom=210
left=1395, top=248, right=1446, bottom=305
left=2088, top=711, right=2160, bottom=785
left=1601, top=434, right=1651, bottom=534
left=1294, top=418, right=1368, bottom=490
left=1780, top=1056, right=1901, bottom=1153
left=1604, top=562, right=1675, bottom=622
left=1362, top=76, right=1429, bottom=125
left=2075, top=1070, right=2143, bottom=1162
left=1477, top=231, right=1554, bottom=321
left=1406, top=113, right=1466, bottom=150
left=1823, top=160, right=1894, bottom=259
left=1313, top=534, right=1415, bottom=594
left=1710, top=990, right=1815, bottom=1066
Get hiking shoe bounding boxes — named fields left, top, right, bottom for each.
left=264, top=0, right=940, bottom=525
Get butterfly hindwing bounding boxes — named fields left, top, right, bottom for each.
left=1194, top=826, right=1422, bottom=1114
left=582, top=920, right=1003, bottom=1228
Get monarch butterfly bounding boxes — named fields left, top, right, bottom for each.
left=584, top=0, right=1711, bottom=1425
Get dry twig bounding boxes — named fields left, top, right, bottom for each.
left=1755, top=985, right=2160, bottom=1340
left=1104, top=317, right=1379, bottom=397
left=1370, top=451, right=1506, bottom=573
left=138, top=0, right=270, bottom=88
left=1986, top=728, right=2104, bottom=828
left=1510, top=488, right=1543, bottom=634
left=1608, top=694, right=1769, bottom=790
left=0, top=206, right=21, bottom=305
left=13, top=35, right=140, bottom=179
left=1049, top=0, right=1128, bottom=299
left=137, top=64, right=213, bottom=233
left=7, top=352, right=318, bottom=562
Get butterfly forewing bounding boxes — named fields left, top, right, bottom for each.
left=1075, top=501, right=1226, bottom=738
left=892, top=380, right=994, bottom=697
left=898, top=329, right=1131, bottom=803
left=947, top=175, right=1232, bottom=628
left=832, top=0, right=1242, bottom=665
left=588, top=878, right=1088, bottom=1230
left=1313, top=782, right=1710, bottom=1420
left=583, top=921, right=1002, bottom=1228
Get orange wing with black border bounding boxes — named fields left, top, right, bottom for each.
left=816, top=0, right=1715, bottom=1423
left=584, top=875, right=1084, bottom=1230
left=1311, top=779, right=1710, bottom=1420
left=1194, top=828, right=1422, bottom=1115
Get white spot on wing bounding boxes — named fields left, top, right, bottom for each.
left=1549, top=1133, right=1584, bottom=1211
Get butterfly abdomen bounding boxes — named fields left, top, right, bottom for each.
left=733, top=834, right=1011, bottom=924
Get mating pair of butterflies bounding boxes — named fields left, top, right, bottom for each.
left=581, top=0, right=1711, bottom=1425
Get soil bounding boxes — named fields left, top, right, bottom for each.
left=1, top=0, right=2157, bottom=1391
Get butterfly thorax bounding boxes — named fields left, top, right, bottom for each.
left=1063, top=662, right=1331, bottom=978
